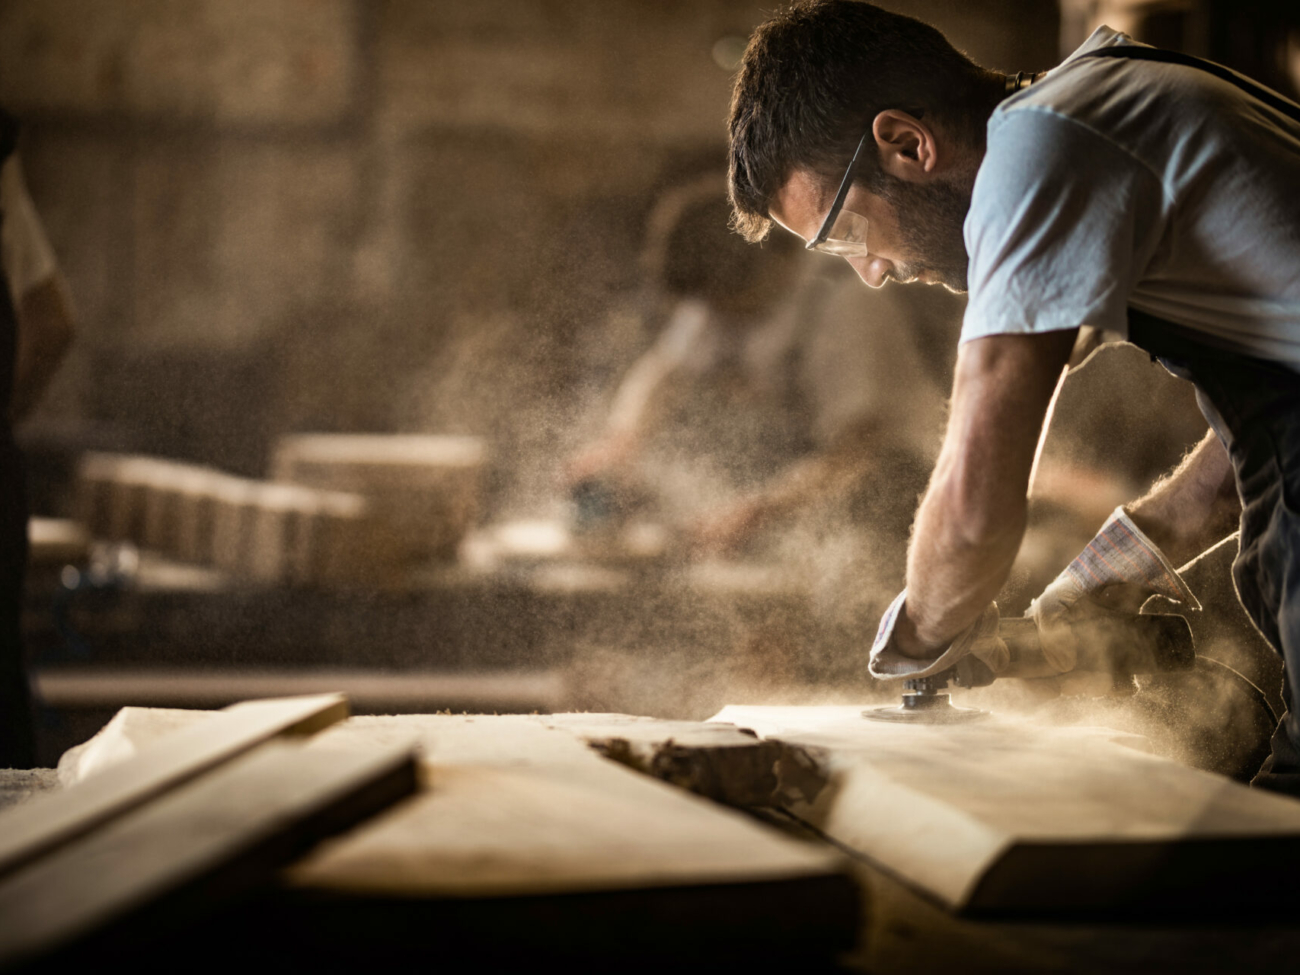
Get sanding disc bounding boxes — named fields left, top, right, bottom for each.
left=863, top=702, right=990, bottom=724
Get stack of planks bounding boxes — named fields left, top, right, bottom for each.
left=270, top=433, right=487, bottom=562
left=0, top=701, right=859, bottom=970
left=77, top=453, right=387, bottom=586
left=74, top=437, right=486, bottom=586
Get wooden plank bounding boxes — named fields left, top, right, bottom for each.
left=209, top=476, right=259, bottom=573
left=172, top=469, right=226, bottom=564
left=275, top=715, right=859, bottom=962
left=26, top=518, right=90, bottom=567
left=711, top=705, right=1300, bottom=916
left=0, top=694, right=348, bottom=879
left=288, top=714, right=848, bottom=896
left=14, top=710, right=858, bottom=963
left=272, top=433, right=487, bottom=562
left=0, top=739, right=418, bottom=970
left=243, top=483, right=315, bottom=584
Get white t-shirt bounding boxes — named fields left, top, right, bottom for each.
left=962, top=27, right=1300, bottom=371
left=0, top=153, right=56, bottom=307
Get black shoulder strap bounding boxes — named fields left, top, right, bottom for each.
left=1081, top=45, right=1300, bottom=124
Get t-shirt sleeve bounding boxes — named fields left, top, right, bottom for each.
left=961, top=108, right=1166, bottom=344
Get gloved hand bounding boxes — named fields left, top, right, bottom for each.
left=1026, top=506, right=1200, bottom=672
left=869, top=591, right=1010, bottom=680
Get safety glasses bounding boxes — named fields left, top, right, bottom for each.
left=805, top=129, right=871, bottom=257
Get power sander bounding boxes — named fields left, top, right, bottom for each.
left=866, top=612, right=1196, bottom=723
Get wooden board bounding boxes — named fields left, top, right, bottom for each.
left=286, top=714, right=847, bottom=894
left=12, top=709, right=858, bottom=964
left=0, top=694, right=348, bottom=879
left=271, top=433, right=487, bottom=561
left=711, top=705, right=1300, bottom=917
left=278, top=714, right=858, bottom=961
left=0, top=740, right=418, bottom=970
left=26, top=518, right=91, bottom=567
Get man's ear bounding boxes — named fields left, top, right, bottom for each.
left=872, top=110, right=939, bottom=180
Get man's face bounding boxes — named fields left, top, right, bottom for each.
left=770, top=167, right=972, bottom=293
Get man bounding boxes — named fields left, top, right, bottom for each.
left=0, top=108, right=75, bottom=767
left=727, top=1, right=1300, bottom=791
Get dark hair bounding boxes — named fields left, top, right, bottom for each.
left=728, top=0, right=994, bottom=242
left=641, top=174, right=801, bottom=301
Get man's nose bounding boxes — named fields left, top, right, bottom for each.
left=847, top=256, right=890, bottom=288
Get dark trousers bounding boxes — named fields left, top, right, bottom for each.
left=0, top=439, right=33, bottom=768
left=1133, top=314, right=1300, bottom=791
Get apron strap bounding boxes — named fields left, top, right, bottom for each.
left=1080, top=45, right=1300, bottom=125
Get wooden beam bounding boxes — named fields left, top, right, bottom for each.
left=711, top=705, right=1300, bottom=917
left=0, top=694, right=348, bottom=879
left=0, top=740, right=418, bottom=970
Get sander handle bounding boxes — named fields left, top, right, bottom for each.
left=952, top=613, right=1195, bottom=688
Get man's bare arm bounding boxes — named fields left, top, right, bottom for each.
left=895, top=329, right=1077, bottom=658
left=1126, top=429, right=1239, bottom=566
left=11, top=274, right=74, bottom=422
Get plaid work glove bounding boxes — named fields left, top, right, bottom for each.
left=869, top=591, right=1009, bottom=681
left=1026, top=506, right=1200, bottom=672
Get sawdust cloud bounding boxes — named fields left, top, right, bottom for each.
left=530, top=287, right=1276, bottom=789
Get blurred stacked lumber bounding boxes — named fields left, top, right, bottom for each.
left=75, top=453, right=402, bottom=586
left=271, top=433, right=487, bottom=562
left=71, top=436, right=487, bottom=587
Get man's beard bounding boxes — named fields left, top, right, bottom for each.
left=871, top=173, right=972, bottom=293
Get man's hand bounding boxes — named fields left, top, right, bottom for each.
left=870, top=592, right=1009, bottom=680
left=1025, top=428, right=1237, bottom=674
left=1026, top=506, right=1200, bottom=672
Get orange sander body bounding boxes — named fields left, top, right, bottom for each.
left=866, top=613, right=1196, bottom=723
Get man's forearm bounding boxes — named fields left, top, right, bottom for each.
left=900, top=464, right=1027, bottom=652
left=897, top=330, right=1076, bottom=657
left=1125, top=428, right=1239, bottom=567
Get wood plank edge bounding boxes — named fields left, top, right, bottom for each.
left=0, top=694, right=351, bottom=879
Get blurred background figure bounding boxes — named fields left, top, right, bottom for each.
left=563, top=176, right=961, bottom=630
left=1, top=106, right=76, bottom=767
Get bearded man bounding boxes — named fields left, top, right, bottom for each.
left=727, top=0, right=1300, bottom=792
